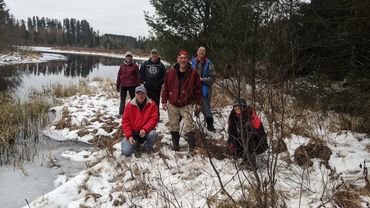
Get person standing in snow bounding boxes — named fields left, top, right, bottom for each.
left=227, top=98, right=268, bottom=169
left=139, top=48, right=166, bottom=120
left=161, top=50, right=202, bottom=152
left=116, top=51, right=140, bottom=116
left=191, top=46, right=216, bottom=131
left=121, top=85, right=158, bottom=157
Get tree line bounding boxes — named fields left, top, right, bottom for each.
left=146, top=0, right=370, bottom=133
left=0, top=0, right=148, bottom=50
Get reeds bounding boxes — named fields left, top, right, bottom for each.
left=0, top=92, right=50, bottom=165
left=0, top=79, right=115, bottom=166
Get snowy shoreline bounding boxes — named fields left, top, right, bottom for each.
left=24, top=79, right=370, bottom=208
left=0, top=52, right=67, bottom=66
left=22, top=46, right=149, bottom=61
left=0, top=46, right=150, bottom=67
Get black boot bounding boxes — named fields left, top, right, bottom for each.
left=170, top=131, right=180, bottom=151
left=206, top=117, right=216, bottom=132
left=187, top=132, right=196, bottom=152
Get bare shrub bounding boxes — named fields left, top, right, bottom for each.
left=332, top=188, right=362, bottom=208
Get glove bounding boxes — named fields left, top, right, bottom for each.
left=162, top=102, right=167, bottom=111
left=194, top=105, right=201, bottom=118
left=228, top=143, right=236, bottom=153
left=116, top=85, right=120, bottom=92
left=195, top=109, right=200, bottom=118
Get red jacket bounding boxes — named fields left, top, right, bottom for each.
left=116, top=61, right=140, bottom=87
left=122, top=98, right=158, bottom=139
left=161, top=63, right=201, bottom=107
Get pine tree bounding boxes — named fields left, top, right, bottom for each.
left=0, top=0, right=10, bottom=50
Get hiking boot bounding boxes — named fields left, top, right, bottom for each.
left=187, top=132, right=196, bottom=152
left=133, top=141, right=142, bottom=158
left=171, top=131, right=180, bottom=151
left=206, top=117, right=216, bottom=132
left=207, top=126, right=216, bottom=132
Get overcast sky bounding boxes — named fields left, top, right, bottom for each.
left=5, top=0, right=155, bottom=38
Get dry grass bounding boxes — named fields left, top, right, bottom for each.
left=0, top=92, right=50, bottom=165
left=31, top=80, right=94, bottom=99
left=98, top=79, right=119, bottom=99
left=207, top=196, right=238, bottom=208
left=196, top=131, right=229, bottom=160
left=294, top=142, right=332, bottom=168
left=333, top=188, right=362, bottom=208
left=51, top=81, right=93, bottom=98
left=54, top=107, right=72, bottom=130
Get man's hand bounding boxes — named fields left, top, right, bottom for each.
left=194, top=105, right=201, bottom=118
left=116, top=85, right=120, bottom=92
left=200, top=77, right=203, bottom=82
left=128, top=137, right=135, bottom=145
left=139, top=129, right=146, bottom=138
left=162, top=102, right=167, bottom=111
left=195, top=105, right=201, bottom=111
left=228, top=143, right=236, bottom=153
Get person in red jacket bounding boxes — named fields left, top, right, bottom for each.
left=161, top=50, right=202, bottom=152
left=116, top=51, right=140, bottom=116
left=227, top=98, right=268, bottom=169
left=121, top=84, right=158, bottom=157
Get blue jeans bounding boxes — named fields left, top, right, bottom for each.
left=121, top=130, right=157, bottom=156
left=201, top=95, right=212, bottom=118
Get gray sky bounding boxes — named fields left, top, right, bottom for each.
left=5, top=0, right=155, bottom=38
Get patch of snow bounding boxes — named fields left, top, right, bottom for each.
left=0, top=51, right=67, bottom=66
left=26, top=79, right=370, bottom=208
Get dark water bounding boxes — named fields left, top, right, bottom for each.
left=0, top=53, right=145, bottom=97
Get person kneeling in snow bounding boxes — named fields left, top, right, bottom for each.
left=121, top=85, right=158, bottom=157
left=227, top=98, right=268, bottom=169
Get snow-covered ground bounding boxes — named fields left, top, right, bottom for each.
left=21, top=46, right=149, bottom=61
left=1, top=46, right=165, bottom=68
left=23, top=80, right=370, bottom=208
left=0, top=52, right=67, bottom=66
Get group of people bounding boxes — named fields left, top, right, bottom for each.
left=116, top=47, right=268, bottom=168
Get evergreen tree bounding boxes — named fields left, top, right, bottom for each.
left=0, top=0, right=10, bottom=50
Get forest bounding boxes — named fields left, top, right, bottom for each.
left=0, top=0, right=148, bottom=50
left=145, top=0, right=370, bottom=133
left=1, top=0, right=369, bottom=132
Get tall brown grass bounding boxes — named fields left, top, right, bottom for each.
left=0, top=92, right=50, bottom=165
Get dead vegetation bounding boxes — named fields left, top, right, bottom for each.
left=294, top=142, right=332, bottom=168
left=332, top=188, right=362, bottom=208
left=0, top=92, right=50, bottom=165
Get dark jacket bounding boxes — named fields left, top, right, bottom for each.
left=116, top=61, right=140, bottom=88
left=228, top=107, right=268, bottom=155
left=139, top=58, right=166, bottom=91
left=161, top=62, right=201, bottom=107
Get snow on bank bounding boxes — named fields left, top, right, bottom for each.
left=28, top=80, right=370, bottom=208
left=0, top=52, right=67, bottom=66
left=21, top=46, right=149, bottom=61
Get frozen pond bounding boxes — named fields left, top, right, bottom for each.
left=0, top=136, right=96, bottom=208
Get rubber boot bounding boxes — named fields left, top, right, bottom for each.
left=187, top=132, right=196, bottom=152
left=170, top=131, right=180, bottom=151
left=206, top=117, right=216, bottom=132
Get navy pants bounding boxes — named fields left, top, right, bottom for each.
left=119, top=86, right=136, bottom=115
